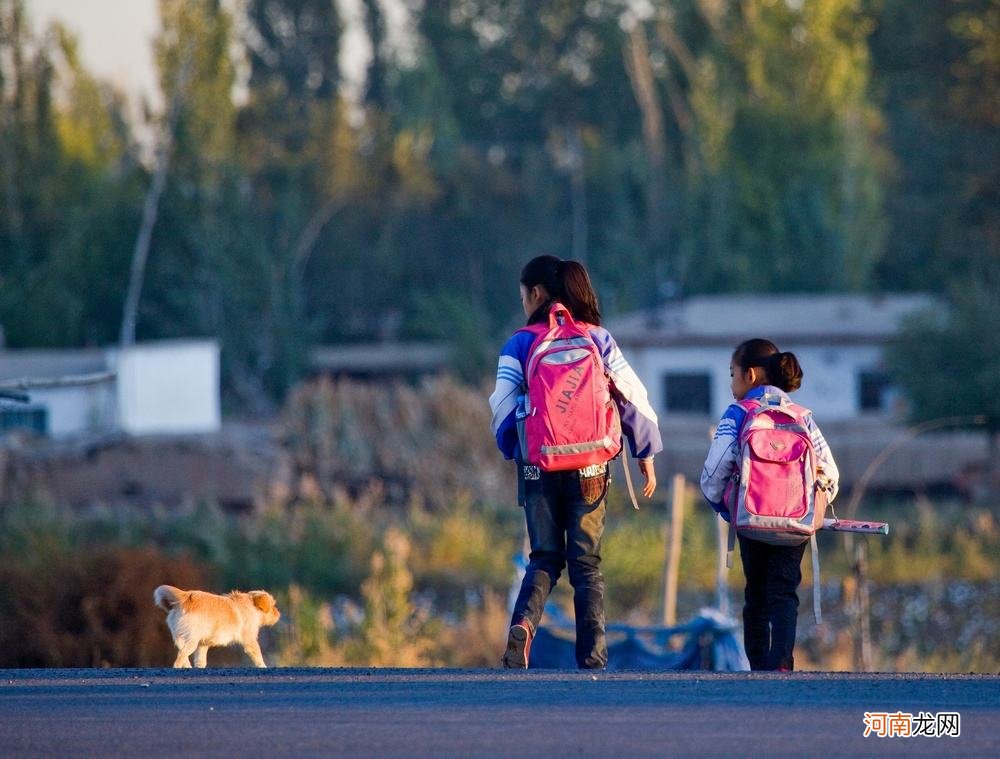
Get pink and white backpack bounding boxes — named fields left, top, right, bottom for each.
left=724, top=394, right=827, bottom=545
left=724, top=393, right=830, bottom=622
left=517, top=302, right=622, bottom=472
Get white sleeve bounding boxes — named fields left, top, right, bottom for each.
left=700, top=422, right=739, bottom=506
left=809, top=417, right=840, bottom=502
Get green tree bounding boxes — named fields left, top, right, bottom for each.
left=146, top=0, right=345, bottom=409
left=5, top=0, right=991, bottom=414
left=672, top=0, right=886, bottom=292
left=384, top=0, right=654, bottom=334
left=142, top=0, right=239, bottom=361
left=219, top=0, right=345, bottom=404
left=0, top=0, right=141, bottom=348
left=868, top=0, right=998, bottom=293
left=886, top=274, right=1000, bottom=489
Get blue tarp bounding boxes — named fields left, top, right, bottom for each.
left=508, top=550, right=749, bottom=671
left=529, top=608, right=750, bottom=671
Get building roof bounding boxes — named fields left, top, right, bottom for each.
left=607, top=293, right=937, bottom=347
left=0, top=348, right=108, bottom=381
left=310, top=342, right=450, bottom=375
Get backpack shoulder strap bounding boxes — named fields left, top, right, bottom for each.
left=733, top=398, right=762, bottom=441
left=619, top=444, right=641, bottom=511
left=811, top=533, right=822, bottom=624
left=782, top=401, right=812, bottom=423
left=519, top=301, right=576, bottom=332
left=514, top=324, right=547, bottom=389
left=515, top=324, right=547, bottom=339
left=546, top=301, right=575, bottom=328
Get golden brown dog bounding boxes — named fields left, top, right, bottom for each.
left=154, top=585, right=280, bottom=668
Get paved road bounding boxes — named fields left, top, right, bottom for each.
left=1, top=669, right=998, bottom=757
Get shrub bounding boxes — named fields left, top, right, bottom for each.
left=406, top=498, right=521, bottom=605
left=282, top=376, right=510, bottom=510
left=0, top=545, right=208, bottom=667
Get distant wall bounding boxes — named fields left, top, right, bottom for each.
left=32, top=383, right=116, bottom=438
left=112, top=341, right=221, bottom=435
left=624, top=342, right=890, bottom=422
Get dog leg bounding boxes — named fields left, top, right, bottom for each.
left=173, top=639, right=198, bottom=668
left=243, top=640, right=267, bottom=668
left=194, top=645, right=209, bottom=669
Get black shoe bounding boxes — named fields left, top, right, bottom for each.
left=501, top=623, right=532, bottom=669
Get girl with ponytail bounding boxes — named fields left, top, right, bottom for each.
left=700, top=338, right=840, bottom=671
left=489, top=255, right=662, bottom=670
left=519, top=256, right=602, bottom=327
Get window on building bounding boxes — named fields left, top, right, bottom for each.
left=0, top=405, right=48, bottom=435
left=663, top=372, right=711, bottom=414
left=858, top=371, right=894, bottom=413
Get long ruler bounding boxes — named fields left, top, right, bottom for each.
left=822, top=518, right=889, bottom=535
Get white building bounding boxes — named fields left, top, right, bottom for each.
left=605, top=294, right=996, bottom=489
left=608, top=293, right=935, bottom=422
left=0, top=339, right=221, bottom=439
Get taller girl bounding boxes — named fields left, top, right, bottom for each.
left=489, top=255, right=662, bottom=669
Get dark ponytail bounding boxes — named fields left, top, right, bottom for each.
left=733, top=338, right=803, bottom=392
left=766, top=352, right=803, bottom=392
left=520, top=255, right=602, bottom=326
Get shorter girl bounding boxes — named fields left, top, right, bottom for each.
left=700, top=338, right=839, bottom=671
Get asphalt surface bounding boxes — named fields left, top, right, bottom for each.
left=1, top=669, right=998, bottom=757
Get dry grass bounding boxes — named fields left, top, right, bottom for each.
left=0, top=543, right=207, bottom=667
left=0, top=376, right=997, bottom=671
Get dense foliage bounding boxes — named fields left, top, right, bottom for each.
left=1, top=0, right=996, bottom=405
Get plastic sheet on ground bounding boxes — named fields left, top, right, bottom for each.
left=529, top=608, right=751, bottom=671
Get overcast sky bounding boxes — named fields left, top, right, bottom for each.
left=27, top=0, right=390, bottom=114
left=29, top=0, right=161, bottom=107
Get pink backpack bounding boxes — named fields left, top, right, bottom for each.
left=724, top=394, right=829, bottom=622
left=517, top=302, right=622, bottom=472
left=724, top=395, right=826, bottom=545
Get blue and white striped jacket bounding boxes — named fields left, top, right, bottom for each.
left=700, top=385, right=840, bottom=517
left=489, top=326, right=663, bottom=462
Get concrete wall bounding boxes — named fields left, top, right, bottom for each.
left=31, top=383, right=116, bottom=438
left=112, top=340, right=221, bottom=435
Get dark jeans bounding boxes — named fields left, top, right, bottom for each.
left=511, top=464, right=609, bottom=669
left=738, top=535, right=808, bottom=671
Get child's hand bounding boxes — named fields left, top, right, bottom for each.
left=639, top=458, right=657, bottom=498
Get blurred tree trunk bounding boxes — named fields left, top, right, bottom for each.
left=624, top=23, right=670, bottom=261
left=119, top=136, right=172, bottom=347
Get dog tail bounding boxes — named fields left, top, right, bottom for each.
left=154, top=585, right=190, bottom=612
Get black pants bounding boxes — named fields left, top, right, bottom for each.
left=738, top=535, right=808, bottom=671
left=511, top=464, right=609, bottom=669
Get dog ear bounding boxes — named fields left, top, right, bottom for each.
left=250, top=591, right=275, bottom=612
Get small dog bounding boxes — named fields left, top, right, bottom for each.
left=154, top=585, right=280, bottom=668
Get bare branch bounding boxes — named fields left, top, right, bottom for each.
left=655, top=18, right=698, bottom=82
left=290, top=196, right=345, bottom=283
left=662, top=66, right=695, bottom=137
